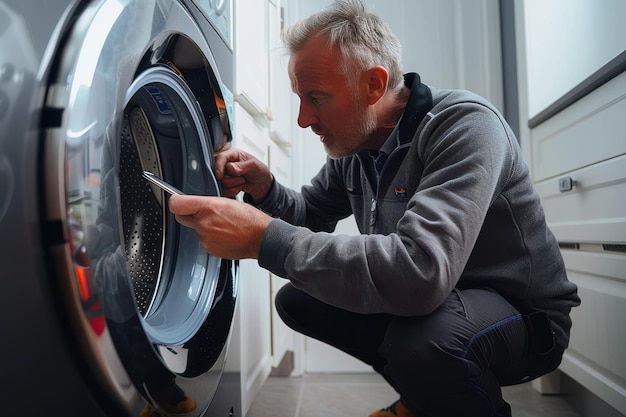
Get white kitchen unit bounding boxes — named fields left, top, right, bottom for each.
left=234, top=0, right=269, bottom=122
left=231, top=0, right=296, bottom=411
left=516, top=1, right=626, bottom=414
left=268, top=0, right=294, bottom=148
left=266, top=0, right=297, bottom=372
left=230, top=103, right=273, bottom=417
left=525, top=73, right=626, bottom=415
left=268, top=140, right=295, bottom=369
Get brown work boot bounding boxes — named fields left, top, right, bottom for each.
left=139, top=405, right=158, bottom=417
left=369, top=399, right=415, bottom=417
left=141, top=378, right=197, bottom=416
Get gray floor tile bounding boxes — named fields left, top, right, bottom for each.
left=245, top=377, right=302, bottom=417
left=502, top=384, right=582, bottom=417
left=247, top=373, right=583, bottom=417
left=298, top=376, right=397, bottom=417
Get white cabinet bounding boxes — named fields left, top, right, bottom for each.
left=234, top=0, right=293, bottom=136
left=523, top=70, right=626, bottom=415
left=234, top=102, right=271, bottom=163
left=230, top=103, right=273, bottom=416
left=265, top=0, right=297, bottom=370
left=234, top=0, right=270, bottom=120
left=234, top=0, right=296, bottom=387
left=268, top=140, right=294, bottom=368
left=268, top=0, right=293, bottom=146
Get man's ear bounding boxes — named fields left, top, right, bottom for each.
left=366, top=66, right=389, bottom=105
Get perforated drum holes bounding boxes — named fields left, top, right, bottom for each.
left=119, top=110, right=165, bottom=316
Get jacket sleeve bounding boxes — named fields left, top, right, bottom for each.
left=253, top=158, right=354, bottom=232
left=259, top=102, right=517, bottom=316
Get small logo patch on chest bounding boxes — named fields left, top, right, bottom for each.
left=394, top=187, right=407, bottom=198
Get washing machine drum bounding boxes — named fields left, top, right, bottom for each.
left=43, top=1, right=236, bottom=415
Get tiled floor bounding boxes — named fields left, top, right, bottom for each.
left=246, top=373, right=583, bottom=417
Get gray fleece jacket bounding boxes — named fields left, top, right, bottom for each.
left=255, top=73, right=580, bottom=348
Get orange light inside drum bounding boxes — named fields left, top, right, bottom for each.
left=74, top=265, right=105, bottom=335
left=214, top=90, right=226, bottom=110
left=75, top=266, right=90, bottom=302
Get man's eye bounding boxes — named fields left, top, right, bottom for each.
left=309, top=96, right=322, bottom=104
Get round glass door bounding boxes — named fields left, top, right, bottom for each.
left=119, top=66, right=221, bottom=346
left=43, top=1, right=236, bottom=415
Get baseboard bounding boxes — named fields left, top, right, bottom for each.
left=270, top=350, right=294, bottom=377
left=560, top=373, right=623, bottom=417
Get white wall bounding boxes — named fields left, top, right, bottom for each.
left=292, top=0, right=505, bottom=231
left=297, top=0, right=502, bottom=107
left=293, top=0, right=504, bottom=190
left=524, top=0, right=626, bottom=117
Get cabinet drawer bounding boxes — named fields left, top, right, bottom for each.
left=529, top=71, right=626, bottom=181
left=559, top=249, right=626, bottom=415
left=234, top=103, right=270, bottom=164
left=269, top=140, right=291, bottom=187
left=535, top=154, right=626, bottom=244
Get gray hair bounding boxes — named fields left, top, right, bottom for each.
left=282, top=0, right=404, bottom=91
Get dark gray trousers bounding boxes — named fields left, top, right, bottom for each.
left=275, top=284, right=563, bottom=417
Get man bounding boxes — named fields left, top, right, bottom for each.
left=169, top=1, right=580, bottom=415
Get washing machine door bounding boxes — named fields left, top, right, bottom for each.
left=42, top=0, right=236, bottom=415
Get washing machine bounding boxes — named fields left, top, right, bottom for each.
left=0, top=0, right=241, bottom=416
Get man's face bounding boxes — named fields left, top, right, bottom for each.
left=288, top=36, right=377, bottom=159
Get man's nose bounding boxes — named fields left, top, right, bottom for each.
left=297, top=101, right=317, bottom=128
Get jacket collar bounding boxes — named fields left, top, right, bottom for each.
left=398, top=73, right=433, bottom=145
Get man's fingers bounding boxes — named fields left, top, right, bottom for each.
left=168, top=195, right=213, bottom=216
left=214, top=148, right=251, bottom=179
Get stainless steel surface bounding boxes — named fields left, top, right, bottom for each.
left=192, top=0, right=233, bottom=49
left=0, top=0, right=238, bottom=415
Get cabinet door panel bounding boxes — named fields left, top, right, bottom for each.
left=530, top=72, right=626, bottom=181
left=268, top=141, right=293, bottom=367
left=233, top=103, right=272, bottom=415
left=234, top=103, right=270, bottom=164
left=268, top=0, right=293, bottom=145
left=235, top=0, right=269, bottom=114
left=560, top=250, right=626, bottom=415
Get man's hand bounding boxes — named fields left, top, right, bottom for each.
left=215, top=144, right=274, bottom=203
left=168, top=195, right=272, bottom=260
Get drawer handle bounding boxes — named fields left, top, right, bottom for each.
left=558, top=176, right=577, bottom=192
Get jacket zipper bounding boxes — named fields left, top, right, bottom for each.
left=369, top=197, right=377, bottom=232
left=368, top=144, right=409, bottom=233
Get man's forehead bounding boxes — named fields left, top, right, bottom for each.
left=288, top=43, right=344, bottom=92
left=288, top=63, right=341, bottom=95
